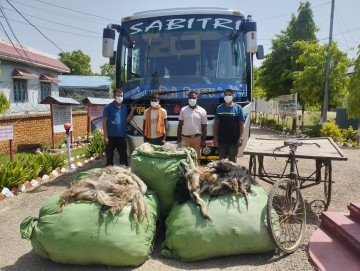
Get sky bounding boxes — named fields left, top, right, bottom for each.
left=0, top=0, right=359, bottom=73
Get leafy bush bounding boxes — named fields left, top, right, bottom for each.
left=262, top=118, right=277, bottom=128
left=304, top=124, right=322, bottom=137
left=86, top=130, right=106, bottom=156
left=35, top=152, right=65, bottom=176
left=17, top=153, right=43, bottom=179
left=274, top=123, right=283, bottom=131
left=0, top=160, right=32, bottom=189
left=342, top=126, right=358, bottom=141
left=320, top=123, right=342, bottom=142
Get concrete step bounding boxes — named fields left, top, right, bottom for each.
left=308, top=226, right=360, bottom=271
left=320, top=211, right=360, bottom=257
left=348, top=202, right=360, bottom=222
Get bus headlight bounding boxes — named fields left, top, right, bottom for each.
left=127, top=122, right=143, bottom=136
left=202, top=146, right=211, bottom=156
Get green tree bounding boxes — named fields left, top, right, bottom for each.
left=58, top=50, right=92, bottom=75
left=0, top=92, right=10, bottom=115
left=292, top=41, right=350, bottom=111
left=252, top=67, right=266, bottom=99
left=258, top=1, right=318, bottom=100
left=347, top=45, right=360, bottom=128
left=0, top=61, right=10, bottom=115
left=100, top=63, right=115, bottom=79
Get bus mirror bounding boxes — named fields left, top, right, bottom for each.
left=245, top=21, right=258, bottom=53
left=109, top=51, right=116, bottom=65
left=256, top=45, right=264, bottom=60
left=103, top=28, right=115, bottom=58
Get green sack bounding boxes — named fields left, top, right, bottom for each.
left=161, top=185, right=276, bottom=262
left=20, top=190, right=160, bottom=267
left=74, top=168, right=102, bottom=181
left=131, top=144, right=196, bottom=215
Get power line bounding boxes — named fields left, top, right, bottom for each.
left=2, top=6, right=101, bottom=35
left=0, top=1, right=33, bottom=64
left=8, top=0, right=107, bottom=25
left=0, top=15, right=101, bottom=38
left=6, top=0, right=65, bottom=52
left=334, top=6, right=357, bottom=47
left=258, top=1, right=331, bottom=22
left=34, top=0, right=118, bottom=22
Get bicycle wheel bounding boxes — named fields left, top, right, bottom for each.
left=267, top=178, right=306, bottom=253
left=323, top=163, right=332, bottom=210
left=249, top=155, right=256, bottom=177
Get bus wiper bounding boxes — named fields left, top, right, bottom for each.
left=128, top=89, right=191, bottom=103
left=199, top=89, right=246, bottom=96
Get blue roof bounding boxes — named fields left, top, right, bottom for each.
left=58, top=75, right=112, bottom=89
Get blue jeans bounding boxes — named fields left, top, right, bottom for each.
left=217, top=142, right=238, bottom=163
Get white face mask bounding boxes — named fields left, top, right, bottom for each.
left=115, top=96, right=123, bottom=104
left=151, top=102, right=159, bottom=108
left=188, top=99, right=197, bottom=107
left=224, top=96, right=233, bottom=103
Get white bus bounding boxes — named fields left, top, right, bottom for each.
left=102, top=7, right=263, bottom=162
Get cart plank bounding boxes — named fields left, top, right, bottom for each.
left=244, top=137, right=347, bottom=161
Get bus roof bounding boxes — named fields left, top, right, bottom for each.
left=122, top=7, right=245, bottom=22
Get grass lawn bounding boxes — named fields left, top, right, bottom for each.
left=252, top=110, right=337, bottom=130
left=0, top=139, right=90, bottom=165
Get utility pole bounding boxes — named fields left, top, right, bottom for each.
left=322, top=0, right=335, bottom=127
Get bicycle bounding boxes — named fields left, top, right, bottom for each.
left=266, top=139, right=320, bottom=253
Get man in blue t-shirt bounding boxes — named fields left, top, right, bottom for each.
left=213, top=89, right=245, bottom=163
left=103, top=88, right=136, bottom=166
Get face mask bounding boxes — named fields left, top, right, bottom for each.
left=188, top=99, right=197, bottom=107
left=224, top=96, right=233, bottom=103
left=151, top=102, right=159, bottom=108
left=115, top=96, right=123, bottom=104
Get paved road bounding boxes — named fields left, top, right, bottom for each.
left=0, top=126, right=359, bottom=270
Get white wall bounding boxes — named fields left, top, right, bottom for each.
left=0, top=60, right=60, bottom=115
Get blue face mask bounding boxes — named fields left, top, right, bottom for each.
left=115, top=96, right=123, bottom=104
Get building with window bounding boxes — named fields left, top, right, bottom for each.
left=0, top=38, right=70, bottom=115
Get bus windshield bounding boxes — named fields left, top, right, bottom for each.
left=118, top=14, right=249, bottom=100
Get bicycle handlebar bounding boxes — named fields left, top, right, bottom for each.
left=273, top=139, right=320, bottom=154
left=283, top=139, right=320, bottom=148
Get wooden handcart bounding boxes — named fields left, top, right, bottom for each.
left=244, top=137, right=347, bottom=253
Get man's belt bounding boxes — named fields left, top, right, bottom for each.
left=182, top=134, right=201, bottom=138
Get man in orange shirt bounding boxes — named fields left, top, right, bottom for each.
left=143, top=94, right=167, bottom=145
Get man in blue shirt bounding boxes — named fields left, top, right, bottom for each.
left=213, top=89, right=245, bottom=163
left=103, top=89, right=136, bottom=166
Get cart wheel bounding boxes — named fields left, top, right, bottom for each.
left=267, top=178, right=306, bottom=253
left=323, top=163, right=332, bottom=210
left=249, top=155, right=256, bottom=177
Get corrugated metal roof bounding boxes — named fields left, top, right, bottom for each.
left=58, top=75, right=112, bottom=89
left=0, top=38, right=70, bottom=73
left=82, top=97, right=114, bottom=105
left=40, top=96, right=80, bottom=105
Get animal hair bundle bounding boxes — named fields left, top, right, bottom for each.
left=175, top=159, right=258, bottom=220
left=59, top=166, right=150, bottom=224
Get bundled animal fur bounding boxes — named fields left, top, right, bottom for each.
left=175, top=159, right=258, bottom=221
left=59, top=166, right=150, bottom=224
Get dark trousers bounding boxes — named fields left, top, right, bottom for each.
left=218, top=142, right=238, bottom=163
left=145, top=136, right=164, bottom=145
left=106, top=137, right=128, bottom=166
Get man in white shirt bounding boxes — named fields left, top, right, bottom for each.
left=177, top=91, right=208, bottom=161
